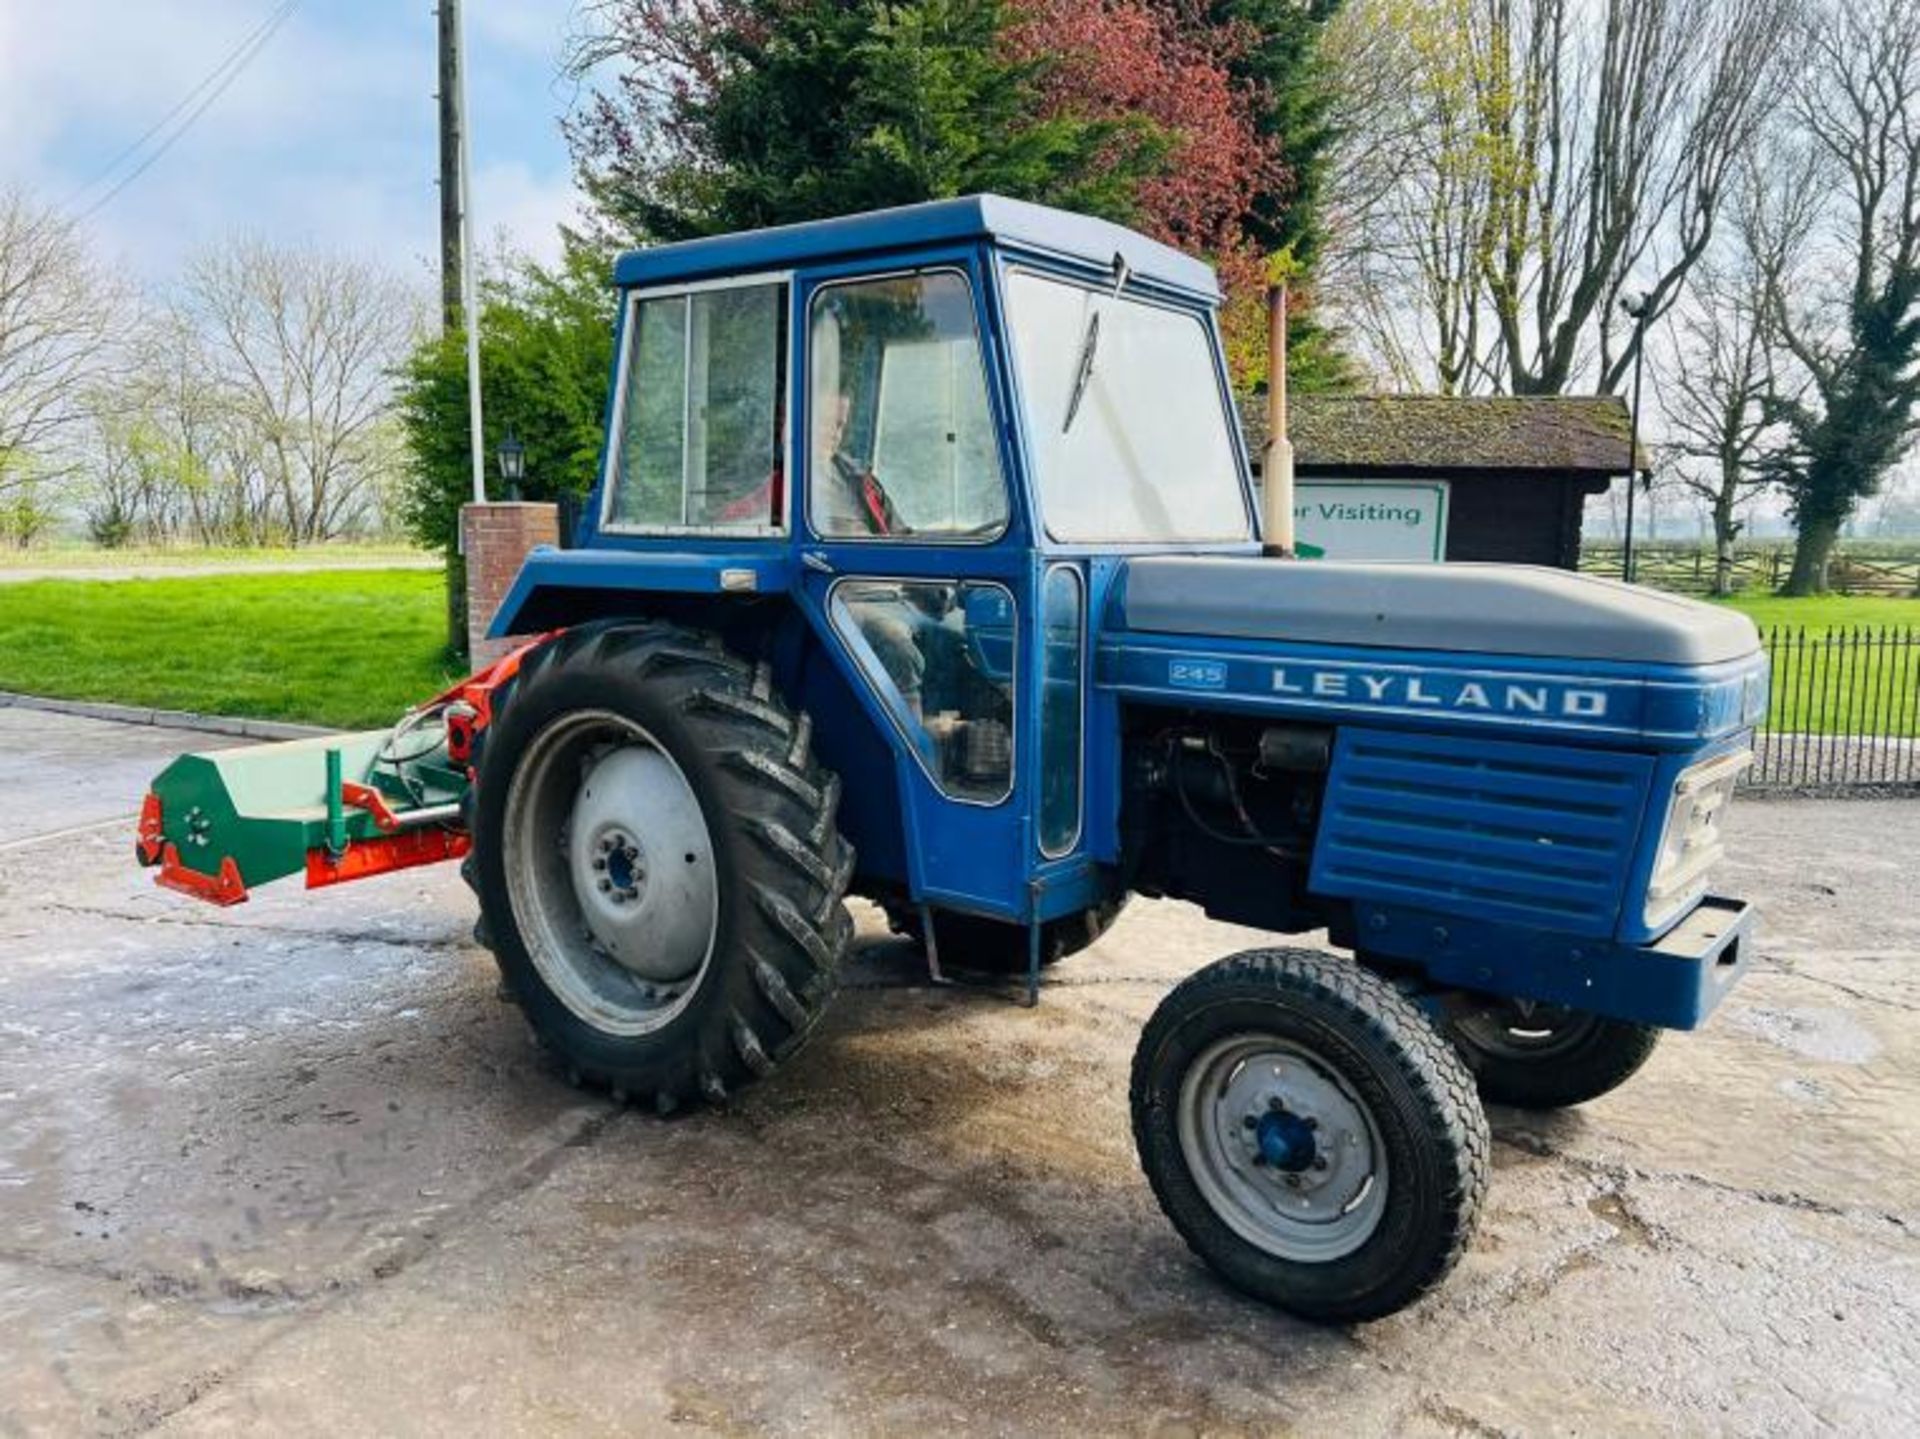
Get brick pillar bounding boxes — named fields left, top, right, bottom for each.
left=462, top=502, right=559, bottom=670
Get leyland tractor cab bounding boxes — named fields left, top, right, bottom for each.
left=138, top=197, right=1767, bottom=1321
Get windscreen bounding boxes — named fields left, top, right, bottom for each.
left=1004, top=270, right=1249, bottom=544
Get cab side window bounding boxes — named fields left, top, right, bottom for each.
left=607, top=282, right=787, bottom=531
left=807, top=272, right=1008, bottom=541
left=830, top=579, right=1015, bottom=804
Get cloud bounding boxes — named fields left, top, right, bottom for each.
left=0, top=0, right=584, bottom=283
left=475, top=161, right=584, bottom=269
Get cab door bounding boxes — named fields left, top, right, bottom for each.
left=791, top=258, right=1036, bottom=922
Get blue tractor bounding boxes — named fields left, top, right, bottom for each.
left=139, top=197, right=1766, bottom=1321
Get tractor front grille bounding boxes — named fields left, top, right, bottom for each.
left=1307, top=727, right=1654, bottom=937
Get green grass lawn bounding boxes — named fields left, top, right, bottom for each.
left=1715, top=593, right=1918, bottom=633
left=0, top=567, right=1911, bottom=736
left=0, top=570, right=457, bottom=730
left=1711, top=593, right=1918, bottom=737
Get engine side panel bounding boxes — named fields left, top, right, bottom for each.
left=1098, top=629, right=1768, bottom=752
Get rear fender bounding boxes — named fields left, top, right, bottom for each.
left=487, top=548, right=795, bottom=637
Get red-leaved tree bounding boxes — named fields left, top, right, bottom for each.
left=568, top=1, right=1326, bottom=382
left=1007, top=2, right=1277, bottom=258
left=1005, top=0, right=1286, bottom=375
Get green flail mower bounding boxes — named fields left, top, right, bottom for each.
left=137, top=655, right=522, bottom=906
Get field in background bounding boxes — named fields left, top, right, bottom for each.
left=0, top=542, right=437, bottom=574
left=1706, top=596, right=1917, bottom=750
left=0, top=570, right=455, bottom=730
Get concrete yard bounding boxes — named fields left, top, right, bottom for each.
left=2, top=707, right=1916, bottom=1436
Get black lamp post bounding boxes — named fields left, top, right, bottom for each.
left=1620, top=291, right=1652, bottom=583
left=496, top=429, right=526, bottom=502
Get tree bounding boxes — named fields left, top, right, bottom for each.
left=1322, top=0, right=1792, bottom=396
left=1657, top=211, right=1789, bottom=594
left=568, top=0, right=1163, bottom=245
left=1201, top=0, right=1352, bottom=388
left=0, top=189, right=121, bottom=495
left=1755, top=0, right=1920, bottom=594
left=1008, top=0, right=1351, bottom=386
left=566, top=0, right=1356, bottom=388
left=179, top=238, right=422, bottom=545
left=395, top=243, right=618, bottom=651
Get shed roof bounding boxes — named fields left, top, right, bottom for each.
left=1243, top=395, right=1644, bottom=476
left=612, top=195, right=1220, bottom=298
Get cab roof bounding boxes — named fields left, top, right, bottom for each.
left=610, top=194, right=1221, bottom=301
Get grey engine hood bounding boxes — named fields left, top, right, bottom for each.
left=1110, top=557, right=1760, bottom=667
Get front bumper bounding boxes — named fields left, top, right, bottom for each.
left=1353, top=894, right=1757, bottom=1030
left=1627, top=896, right=1755, bottom=1028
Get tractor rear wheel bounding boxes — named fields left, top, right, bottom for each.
left=888, top=899, right=1127, bottom=974
left=1132, top=950, right=1488, bottom=1323
left=469, top=622, right=853, bottom=1110
left=1441, top=1001, right=1660, bottom=1109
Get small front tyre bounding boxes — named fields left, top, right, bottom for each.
left=1442, top=1000, right=1660, bottom=1110
left=1131, top=950, right=1488, bottom=1324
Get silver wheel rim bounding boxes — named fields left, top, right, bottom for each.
left=1177, top=1035, right=1388, bottom=1263
left=1454, top=1002, right=1594, bottom=1061
left=502, top=709, right=718, bottom=1037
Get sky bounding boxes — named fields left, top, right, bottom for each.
left=0, top=0, right=594, bottom=288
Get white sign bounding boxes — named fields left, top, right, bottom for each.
left=1293, top=481, right=1449, bottom=562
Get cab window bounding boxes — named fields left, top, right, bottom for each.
left=1004, top=269, right=1248, bottom=544
left=807, top=272, right=1008, bottom=541
left=830, top=579, right=1015, bottom=804
left=606, top=281, right=787, bottom=531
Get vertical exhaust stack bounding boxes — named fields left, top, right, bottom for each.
left=1262, top=284, right=1296, bottom=558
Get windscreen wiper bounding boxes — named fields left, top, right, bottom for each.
left=1061, top=252, right=1132, bottom=435
left=1061, top=312, right=1100, bottom=434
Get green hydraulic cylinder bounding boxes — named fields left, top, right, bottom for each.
left=325, top=747, right=347, bottom=857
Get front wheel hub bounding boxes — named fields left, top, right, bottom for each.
left=1255, top=1109, right=1319, bottom=1172
left=1178, top=1037, right=1389, bottom=1263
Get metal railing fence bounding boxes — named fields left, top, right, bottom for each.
left=1748, top=624, right=1919, bottom=791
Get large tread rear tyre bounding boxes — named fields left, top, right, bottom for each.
left=1131, top=949, right=1488, bottom=1324
left=469, top=621, right=853, bottom=1110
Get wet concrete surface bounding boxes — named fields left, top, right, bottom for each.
left=1, top=708, right=1916, bottom=1435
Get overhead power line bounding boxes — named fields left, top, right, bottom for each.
left=68, top=0, right=303, bottom=223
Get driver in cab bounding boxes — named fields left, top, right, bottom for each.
left=809, top=370, right=965, bottom=732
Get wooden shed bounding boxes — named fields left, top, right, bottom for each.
left=1243, top=395, right=1640, bottom=569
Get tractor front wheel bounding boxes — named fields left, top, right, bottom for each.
left=1131, top=950, right=1488, bottom=1323
left=1441, top=1001, right=1660, bottom=1109
left=470, top=622, right=853, bottom=1111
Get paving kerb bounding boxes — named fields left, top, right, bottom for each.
left=0, top=690, right=336, bottom=741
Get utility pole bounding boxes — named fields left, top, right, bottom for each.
left=436, top=2, right=463, bottom=331
left=436, top=0, right=486, bottom=505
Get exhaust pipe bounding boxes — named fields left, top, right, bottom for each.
left=1261, top=283, right=1296, bottom=558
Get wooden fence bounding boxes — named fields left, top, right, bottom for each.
left=1581, top=545, right=1920, bottom=596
